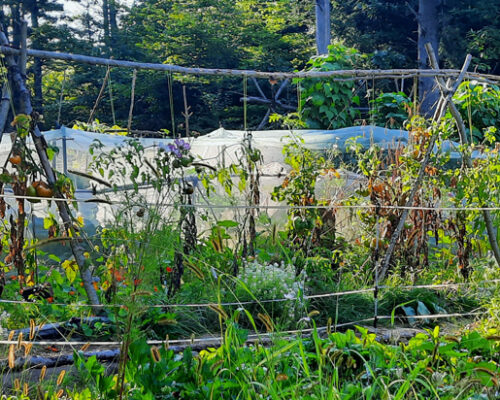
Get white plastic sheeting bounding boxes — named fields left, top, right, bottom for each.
left=0, top=125, right=475, bottom=234
left=38, top=125, right=477, bottom=175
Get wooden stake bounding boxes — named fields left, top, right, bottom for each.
left=127, top=69, right=137, bottom=134
left=88, top=66, right=111, bottom=125
left=181, top=85, right=192, bottom=138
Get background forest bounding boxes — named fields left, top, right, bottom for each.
left=0, top=0, right=499, bottom=133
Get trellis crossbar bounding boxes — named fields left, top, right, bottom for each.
left=1, top=45, right=500, bottom=83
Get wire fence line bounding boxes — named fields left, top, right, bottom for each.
left=2, top=192, right=500, bottom=212
left=0, top=279, right=497, bottom=309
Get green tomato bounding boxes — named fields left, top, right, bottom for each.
left=26, top=185, right=41, bottom=203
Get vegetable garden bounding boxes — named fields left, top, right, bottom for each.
left=0, top=29, right=499, bottom=400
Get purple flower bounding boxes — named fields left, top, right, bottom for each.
left=175, top=139, right=191, bottom=151
left=159, top=140, right=189, bottom=158
left=172, top=148, right=182, bottom=158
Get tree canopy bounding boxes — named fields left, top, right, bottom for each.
left=0, top=0, right=499, bottom=133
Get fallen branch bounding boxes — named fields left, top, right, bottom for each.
left=12, top=317, right=112, bottom=341
left=5, top=349, right=120, bottom=371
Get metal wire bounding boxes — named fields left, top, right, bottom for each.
left=0, top=280, right=497, bottom=309
left=1, top=191, right=500, bottom=212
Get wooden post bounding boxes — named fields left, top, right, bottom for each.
left=61, top=126, right=68, bottom=175
left=19, top=21, right=27, bottom=76
left=315, top=0, right=331, bottom=55
left=418, top=0, right=442, bottom=116
left=0, top=29, right=101, bottom=309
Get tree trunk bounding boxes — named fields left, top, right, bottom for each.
left=315, top=0, right=331, bottom=55
left=11, top=5, right=21, bottom=50
left=102, top=0, right=111, bottom=53
left=418, top=0, right=442, bottom=115
left=30, top=4, right=43, bottom=114
left=109, top=0, right=119, bottom=54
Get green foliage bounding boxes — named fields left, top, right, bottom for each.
left=447, top=81, right=500, bottom=142
left=370, top=91, right=412, bottom=128
left=298, top=43, right=364, bottom=129
left=330, top=1, right=417, bottom=70
left=271, top=138, right=327, bottom=240
left=69, top=323, right=500, bottom=399
left=3, top=0, right=500, bottom=132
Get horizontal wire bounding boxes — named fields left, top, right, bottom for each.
left=0, top=311, right=484, bottom=347
left=1, top=192, right=500, bottom=211
left=0, top=279, right=497, bottom=309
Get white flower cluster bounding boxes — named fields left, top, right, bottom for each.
left=237, top=261, right=306, bottom=317
left=0, top=311, right=10, bottom=336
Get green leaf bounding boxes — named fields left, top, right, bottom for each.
left=217, top=220, right=239, bottom=228
left=48, top=254, right=61, bottom=263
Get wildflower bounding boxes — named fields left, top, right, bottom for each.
left=175, top=138, right=191, bottom=151
left=169, top=144, right=182, bottom=158
left=166, top=266, right=173, bottom=273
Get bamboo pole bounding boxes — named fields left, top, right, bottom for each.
left=182, top=85, right=192, bottom=138
left=88, top=66, right=111, bottom=124
left=0, top=30, right=101, bottom=309
left=0, top=45, right=499, bottom=82
left=377, top=48, right=473, bottom=281
left=425, top=43, right=500, bottom=268
left=127, top=68, right=137, bottom=134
